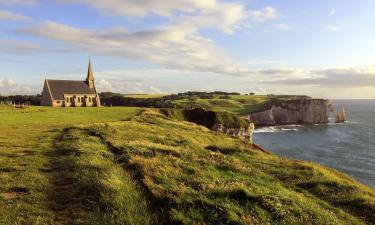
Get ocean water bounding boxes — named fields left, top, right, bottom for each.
left=253, top=100, right=375, bottom=188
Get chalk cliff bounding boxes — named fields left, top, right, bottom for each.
left=246, top=98, right=330, bottom=126
left=211, top=123, right=254, bottom=142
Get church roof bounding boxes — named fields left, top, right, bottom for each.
left=46, top=79, right=97, bottom=100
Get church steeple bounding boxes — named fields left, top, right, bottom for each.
left=86, top=59, right=95, bottom=89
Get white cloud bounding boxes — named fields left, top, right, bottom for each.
left=0, top=10, right=30, bottom=21
left=326, top=26, right=343, bottom=32
left=19, top=3, right=280, bottom=76
left=19, top=21, right=250, bottom=76
left=0, top=0, right=38, bottom=4
left=60, top=0, right=218, bottom=17
left=0, top=78, right=16, bottom=87
left=0, top=39, right=41, bottom=53
left=249, top=7, right=278, bottom=22
left=58, top=0, right=276, bottom=34
left=0, top=39, right=78, bottom=53
left=261, top=65, right=375, bottom=87
left=329, top=9, right=336, bottom=16
left=0, top=78, right=37, bottom=95
left=16, top=1, right=281, bottom=77
left=97, top=79, right=112, bottom=92
left=273, top=23, right=293, bottom=31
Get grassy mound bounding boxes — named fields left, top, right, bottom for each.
left=54, top=110, right=375, bottom=225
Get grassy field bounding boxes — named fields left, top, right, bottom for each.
left=0, top=106, right=140, bottom=224
left=122, top=93, right=302, bottom=115
left=172, top=95, right=274, bottom=115
left=0, top=106, right=374, bottom=224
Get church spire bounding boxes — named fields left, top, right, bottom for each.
left=86, top=59, right=95, bottom=88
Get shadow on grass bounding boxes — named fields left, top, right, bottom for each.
left=46, top=129, right=77, bottom=224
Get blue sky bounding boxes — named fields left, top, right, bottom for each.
left=0, top=0, right=375, bottom=98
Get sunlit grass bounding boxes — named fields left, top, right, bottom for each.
left=1, top=106, right=374, bottom=224
left=63, top=109, right=375, bottom=225
left=172, top=95, right=273, bottom=115
left=0, top=106, right=140, bottom=224
left=54, top=129, right=153, bottom=224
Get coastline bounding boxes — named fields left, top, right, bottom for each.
left=253, top=100, right=375, bottom=188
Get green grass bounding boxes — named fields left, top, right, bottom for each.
left=1, top=106, right=374, bottom=224
left=171, top=95, right=275, bottom=115
left=171, top=95, right=313, bottom=115
left=0, top=106, right=140, bottom=224
left=59, top=109, right=375, bottom=225
left=54, top=128, right=153, bottom=224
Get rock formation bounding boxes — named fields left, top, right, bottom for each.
left=246, top=98, right=330, bottom=126
left=211, top=123, right=254, bottom=142
left=335, top=106, right=347, bottom=123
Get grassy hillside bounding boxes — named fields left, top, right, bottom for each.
left=1, top=106, right=374, bottom=224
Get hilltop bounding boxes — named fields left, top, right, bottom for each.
left=99, top=91, right=312, bottom=115
left=0, top=106, right=374, bottom=224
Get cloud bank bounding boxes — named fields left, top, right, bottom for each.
left=18, top=1, right=279, bottom=76
left=262, top=66, right=375, bottom=87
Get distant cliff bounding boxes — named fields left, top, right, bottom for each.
left=245, top=97, right=330, bottom=126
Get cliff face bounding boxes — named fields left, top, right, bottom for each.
left=246, top=98, right=330, bottom=126
left=211, top=123, right=254, bottom=142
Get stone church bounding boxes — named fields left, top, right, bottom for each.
left=41, top=61, right=101, bottom=107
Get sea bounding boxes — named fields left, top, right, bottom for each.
left=253, top=100, right=375, bottom=188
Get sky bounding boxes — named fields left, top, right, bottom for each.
left=0, top=0, right=375, bottom=99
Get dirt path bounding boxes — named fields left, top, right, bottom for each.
left=47, top=130, right=77, bottom=224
